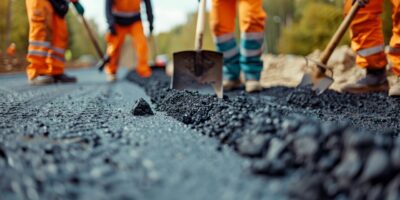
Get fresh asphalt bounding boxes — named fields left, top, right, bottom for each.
left=0, top=68, right=287, bottom=200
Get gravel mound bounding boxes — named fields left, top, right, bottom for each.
left=127, top=69, right=400, bottom=199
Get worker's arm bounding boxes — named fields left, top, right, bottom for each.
left=71, top=0, right=85, bottom=15
left=106, top=0, right=117, bottom=35
left=352, top=0, right=369, bottom=7
left=143, top=0, right=154, bottom=33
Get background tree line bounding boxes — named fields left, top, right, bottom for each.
left=0, top=0, right=395, bottom=61
left=156, top=0, right=395, bottom=56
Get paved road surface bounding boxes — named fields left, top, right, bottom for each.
left=0, top=69, right=287, bottom=200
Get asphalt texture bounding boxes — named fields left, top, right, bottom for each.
left=0, top=69, right=288, bottom=200
left=127, top=70, right=400, bottom=200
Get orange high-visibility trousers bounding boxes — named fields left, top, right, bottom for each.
left=345, top=0, right=400, bottom=76
left=105, top=22, right=151, bottom=77
left=210, top=0, right=266, bottom=81
left=26, top=0, right=67, bottom=80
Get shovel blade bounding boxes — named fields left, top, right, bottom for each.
left=298, top=72, right=333, bottom=95
left=172, top=50, right=223, bottom=98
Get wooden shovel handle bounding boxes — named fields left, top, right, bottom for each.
left=78, top=14, right=104, bottom=59
left=320, top=1, right=360, bottom=65
left=195, top=0, right=206, bottom=51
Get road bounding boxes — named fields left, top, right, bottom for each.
left=0, top=69, right=287, bottom=200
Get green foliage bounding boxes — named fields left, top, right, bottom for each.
left=278, top=2, right=347, bottom=55
left=156, top=12, right=215, bottom=58
left=66, top=11, right=105, bottom=60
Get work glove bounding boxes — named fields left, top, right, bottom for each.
left=352, top=0, right=369, bottom=8
left=109, top=24, right=117, bottom=35
left=71, top=0, right=85, bottom=15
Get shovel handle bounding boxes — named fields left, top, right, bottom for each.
left=195, top=0, right=206, bottom=51
left=320, top=1, right=360, bottom=65
left=78, top=14, right=104, bottom=59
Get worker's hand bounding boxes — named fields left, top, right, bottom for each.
left=72, top=1, right=85, bottom=15
left=109, top=25, right=117, bottom=35
left=149, top=24, right=154, bottom=34
left=352, top=0, right=369, bottom=8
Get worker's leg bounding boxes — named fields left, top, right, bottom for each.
left=388, top=0, right=400, bottom=96
left=46, top=12, right=67, bottom=76
left=345, top=0, right=387, bottom=70
left=105, top=26, right=127, bottom=75
left=341, top=0, right=389, bottom=94
left=25, top=0, right=52, bottom=80
left=238, top=0, right=266, bottom=81
left=388, top=0, right=400, bottom=76
left=130, top=21, right=152, bottom=78
left=210, top=0, right=240, bottom=81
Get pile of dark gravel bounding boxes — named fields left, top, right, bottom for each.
left=127, top=70, right=400, bottom=199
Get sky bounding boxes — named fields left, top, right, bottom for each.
left=79, top=0, right=199, bottom=34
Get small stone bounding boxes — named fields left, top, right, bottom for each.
left=333, top=149, right=362, bottom=181
left=237, top=135, right=270, bottom=157
left=359, top=149, right=390, bottom=182
left=293, top=136, right=319, bottom=160
left=131, top=98, right=154, bottom=116
left=266, top=138, right=286, bottom=160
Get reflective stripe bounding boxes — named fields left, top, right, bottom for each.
left=214, top=33, right=235, bottom=44
left=389, top=47, right=400, bottom=54
left=112, top=10, right=140, bottom=18
left=51, top=46, right=65, bottom=54
left=240, top=48, right=263, bottom=57
left=357, top=45, right=385, bottom=57
left=29, top=41, right=50, bottom=48
left=241, top=32, right=264, bottom=40
left=48, top=53, right=65, bottom=62
left=222, top=47, right=239, bottom=59
left=28, top=50, right=48, bottom=57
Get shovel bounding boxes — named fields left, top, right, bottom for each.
left=298, top=0, right=361, bottom=95
left=75, top=13, right=109, bottom=71
left=148, top=33, right=166, bottom=69
left=171, top=0, right=223, bottom=98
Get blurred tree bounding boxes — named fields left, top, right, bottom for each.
left=156, top=12, right=215, bottom=58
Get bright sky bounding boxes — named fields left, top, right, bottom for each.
left=79, top=0, right=198, bottom=34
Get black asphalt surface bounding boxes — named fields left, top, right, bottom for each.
left=127, top=70, right=400, bottom=200
left=0, top=69, right=287, bottom=200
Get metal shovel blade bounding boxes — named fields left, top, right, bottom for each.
left=172, top=50, right=223, bottom=98
left=298, top=72, right=333, bottom=95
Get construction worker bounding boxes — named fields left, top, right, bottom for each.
left=25, top=0, right=84, bottom=85
left=210, top=0, right=266, bottom=93
left=342, top=0, right=400, bottom=96
left=105, top=0, right=154, bottom=82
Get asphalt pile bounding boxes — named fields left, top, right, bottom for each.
left=127, top=70, right=400, bottom=199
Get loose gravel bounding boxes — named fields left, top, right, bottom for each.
left=127, top=69, right=400, bottom=200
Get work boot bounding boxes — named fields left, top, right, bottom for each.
left=28, top=75, right=55, bottom=86
left=106, top=74, right=117, bottom=82
left=341, top=69, right=388, bottom=94
left=245, top=80, right=262, bottom=93
left=389, top=77, right=400, bottom=97
left=223, top=79, right=242, bottom=91
left=53, top=74, right=77, bottom=83
left=136, top=67, right=152, bottom=78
